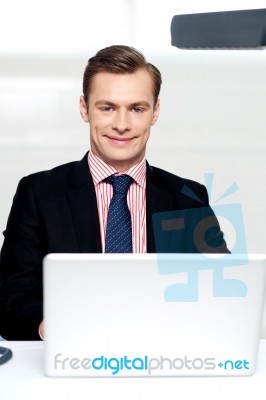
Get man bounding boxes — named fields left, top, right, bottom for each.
left=0, top=45, right=228, bottom=340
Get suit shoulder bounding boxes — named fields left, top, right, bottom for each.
left=149, top=165, right=205, bottom=193
left=17, top=153, right=89, bottom=195
left=26, top=160, right=78, bottom=184
left=148, top=165, right=209, bottom=206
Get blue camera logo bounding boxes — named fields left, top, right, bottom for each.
left=153, top=174, right=248, bottom=302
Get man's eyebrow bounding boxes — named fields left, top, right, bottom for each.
left=95, top=100, right=117, bottom=107
left=94, top=100, right=151, bottom=108
left=131, top=101, right=151, bottom=108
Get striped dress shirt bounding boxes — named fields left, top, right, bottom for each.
left=88, top=151, right=146, bottom=253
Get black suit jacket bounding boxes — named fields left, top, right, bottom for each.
left=0, top=152, right=228, bottom=340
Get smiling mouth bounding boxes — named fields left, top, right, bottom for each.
left=106, top=136, right=134, bottom=145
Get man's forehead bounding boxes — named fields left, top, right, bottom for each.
left=88, top=70, right=154, bottom=107
left=90, top=70, right=154, bottom=91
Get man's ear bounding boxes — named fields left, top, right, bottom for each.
left=79, top=95, right=90, bottom=123
left=151, top=99, right=160, bottom=126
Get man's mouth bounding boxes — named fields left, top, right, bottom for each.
left=106, top=136, right=134, bottom=145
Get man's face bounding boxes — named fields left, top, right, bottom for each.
left=80, top=69, right=160, bottom=171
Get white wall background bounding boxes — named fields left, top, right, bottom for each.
left=0, top=0, right=266, bottom=335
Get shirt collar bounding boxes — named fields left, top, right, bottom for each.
left=88, top=151, right=146, bottom=189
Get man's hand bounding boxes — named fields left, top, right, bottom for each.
left=39, top=320, right=45, bottom=340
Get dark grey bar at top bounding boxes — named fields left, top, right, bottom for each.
left=171, top=9, right=266, bottom=49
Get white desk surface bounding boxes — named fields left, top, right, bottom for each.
left=1, top=341, right=266, bottom=400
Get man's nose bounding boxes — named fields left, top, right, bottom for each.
left=112, top=110, right=131, bottom=133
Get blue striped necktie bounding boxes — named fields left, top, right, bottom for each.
left=104, top=174, right=133, bottom=253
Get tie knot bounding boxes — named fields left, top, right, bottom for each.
left=105, top=174, right=133, bottom=194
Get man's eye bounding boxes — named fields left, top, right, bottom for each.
left=102, top=107, right=113, bottom=112
left=132, top=107, right=142, bottom=113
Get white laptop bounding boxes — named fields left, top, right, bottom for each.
left=43, top=253, right=266, bottom=377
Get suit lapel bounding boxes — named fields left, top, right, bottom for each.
left=67, top=153, right=102, bottom=253
left=146, top=163, right=174, bottom=253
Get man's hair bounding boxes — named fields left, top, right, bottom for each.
left=83, top=45, right=162, bottom=106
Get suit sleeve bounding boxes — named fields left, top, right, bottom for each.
left=194, top=184, right=230, bottom=253
left=0, top=176, right=45, bottom=340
